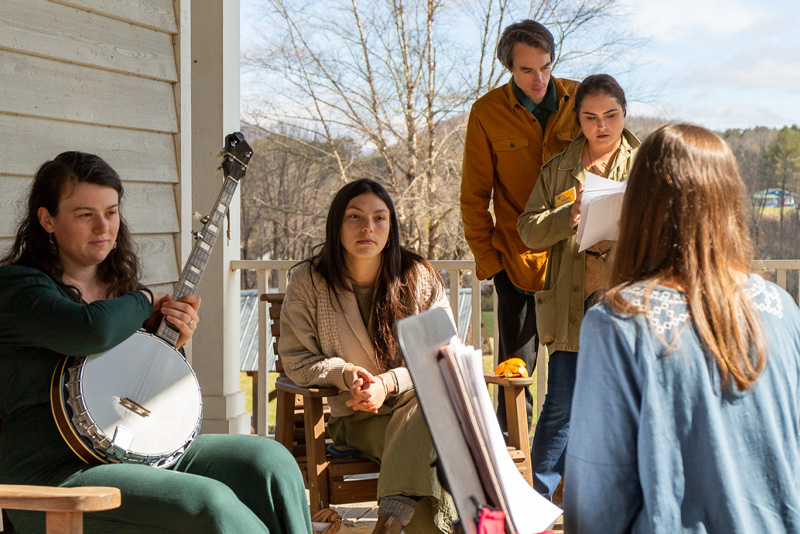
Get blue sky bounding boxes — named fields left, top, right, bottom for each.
left=610, top=0, right=800, bottom=130
left=241, top=0, right=800, bottom=132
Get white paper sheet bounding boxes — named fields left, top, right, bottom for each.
left=448, top=337, right=563, bottom=533
left=576, top=171, right=627, bottom=252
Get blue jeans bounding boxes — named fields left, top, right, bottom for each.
left=530, top=350, right=578, bottom=499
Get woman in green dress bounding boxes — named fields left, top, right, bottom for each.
left=0, top=151, right=313, bottom=534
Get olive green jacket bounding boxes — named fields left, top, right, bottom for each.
left=517, top=129, right=640, bottom=352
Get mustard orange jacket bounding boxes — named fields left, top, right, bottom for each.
left=460, top=76, right=580, bottom=292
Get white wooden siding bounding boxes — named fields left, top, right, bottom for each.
left=53, top=0, right=178, bottom=33
left=1, top=0, right=177, bottom=81
left=0, top=51, right=177, bottom=132
left=0, top=0, right=183, bottom=290
left=0, top=116, right=178, bottom=182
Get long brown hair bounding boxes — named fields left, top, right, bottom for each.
left=1, top=151, right=140, bottom=300
left=605, top=123, right=765, bottom=391
left=308, top=179, right=443, bottom=371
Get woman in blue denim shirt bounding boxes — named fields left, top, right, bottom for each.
left=566, top=123, right=800, bottom=533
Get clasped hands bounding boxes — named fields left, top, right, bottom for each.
left=343, top=364, right=393, bottom=414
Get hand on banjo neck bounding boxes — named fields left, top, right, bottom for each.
left=144, top=293, right=201, bottom=350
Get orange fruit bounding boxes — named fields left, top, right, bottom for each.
left=494, top=358, right=529, bottom=378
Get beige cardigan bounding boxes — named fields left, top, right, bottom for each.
left=279, top=260, right=452, bottom=417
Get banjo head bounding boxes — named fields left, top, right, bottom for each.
left=64, top=331, right=202, bottom=467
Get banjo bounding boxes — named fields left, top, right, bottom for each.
left=50, top=132, right=252, bottom=468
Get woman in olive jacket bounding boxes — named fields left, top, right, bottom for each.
left=516, top=74, right=640, bottom=500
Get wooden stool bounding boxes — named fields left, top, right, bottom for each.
left=483, top=374, right=535, bottom=485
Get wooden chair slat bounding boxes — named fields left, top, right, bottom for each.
left=0, top=485, right=120, bottom=513
left=483, top=373, right=536, bottom=387
left=329, top=480, right=379, bottom=505
left=0, top=484, right=121, bottom=534
left=275, top=378, right=339, bottom=398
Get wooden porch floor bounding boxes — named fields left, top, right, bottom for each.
left=327, top=501, right=564, bottom=533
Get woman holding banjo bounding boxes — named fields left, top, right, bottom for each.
left=0, top=151, right=312, bottom=534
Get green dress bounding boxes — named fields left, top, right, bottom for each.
left=0, top=266, right=312, bottom=534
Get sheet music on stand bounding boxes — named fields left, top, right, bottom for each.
left=397, top=308, right=562, bottom=534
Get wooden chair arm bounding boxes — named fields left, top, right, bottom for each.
left=275, top=376, right=340, bottom=398
left=0, top=485, right=120, bottom=513
left=483, top=372, right=535, bottom=387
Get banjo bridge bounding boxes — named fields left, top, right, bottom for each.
left=119, top=397, right=151, bottom=418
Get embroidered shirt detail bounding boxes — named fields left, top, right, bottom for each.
left=619, top=275, right=783, bottom=334
left=743, top=275, right=784, bottom=319
left=622, top=285, right=690, bottom=335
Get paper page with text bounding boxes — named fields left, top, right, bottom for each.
left=576, top=171, right=627, bottom=252
left=449, top=339, right=562, bottom=533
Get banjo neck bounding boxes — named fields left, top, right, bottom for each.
left=156, top=134, right=251, bottom=347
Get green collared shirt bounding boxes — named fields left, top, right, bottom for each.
left=513, top=78, right=559, bottom=134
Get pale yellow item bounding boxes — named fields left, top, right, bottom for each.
left=554, top=187, right=576, bottom=208
left=494, top=358, right=529, bottom=378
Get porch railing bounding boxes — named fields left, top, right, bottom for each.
left=231, top=259, right=800, bottom=436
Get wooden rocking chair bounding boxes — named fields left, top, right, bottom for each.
left=263, top=292, right=534, bottom=515
left=264, top=293, right=380, bottom=515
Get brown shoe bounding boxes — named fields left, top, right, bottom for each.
left=372, top=516, right=404, bottom=534
left=552, top=477, right=565, bottom=506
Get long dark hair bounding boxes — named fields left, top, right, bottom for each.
left=605, top=123, right=764, bottom=391
left=310, top=179, right=443, bottom=370
left=1, top=151, right=140, bottom=300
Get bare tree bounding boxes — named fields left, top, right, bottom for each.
left=243, top=0, right=632, bottom=260
left=240, top=128, right=348, bottom=287
left=722, top=127, right=778, bottom=253
left=766, top=126, right=800, bottom=253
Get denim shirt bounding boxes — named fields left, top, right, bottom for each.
left=565, top=275, right=800, bottom=533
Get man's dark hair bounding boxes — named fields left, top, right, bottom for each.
left=496, top=20, right=555, bottom=70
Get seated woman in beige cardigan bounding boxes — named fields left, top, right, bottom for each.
left=279, top=179, right=456, bottom=534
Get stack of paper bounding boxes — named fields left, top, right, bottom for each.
left=439, top=338, right=563, bottom=533
left=576, top=171, right=627, bottom=251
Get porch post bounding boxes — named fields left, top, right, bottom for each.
left=189, top=0, right=249, bottom=434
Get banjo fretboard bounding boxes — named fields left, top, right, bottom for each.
left=156, top=136, right=251, bottom=347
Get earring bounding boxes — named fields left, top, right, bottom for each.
left=112, top=241, right=118, bottom=250
left=48, top=233, right=57, bottom=254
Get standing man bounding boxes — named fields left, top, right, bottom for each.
left=460, top=19, right=580, bottom=474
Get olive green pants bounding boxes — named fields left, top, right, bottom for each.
left=8, top=434, right=313, bottom=534
left=327, top=391, right=456, bottom=534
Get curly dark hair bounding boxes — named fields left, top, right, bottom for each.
left=1, top=151, right=140, bottom=300
left=307, top=178, right=443, bottom=371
